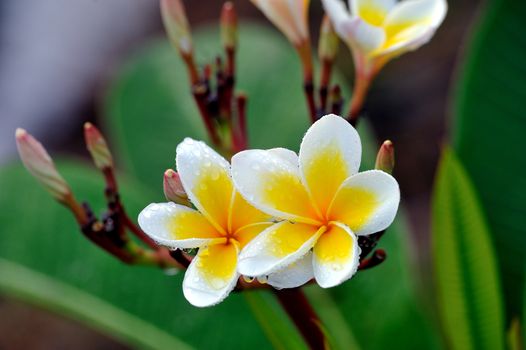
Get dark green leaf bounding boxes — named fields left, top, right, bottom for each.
left=452, top=0, right=526, bottom=316
left=0, top=162, right=272, bottom=349
left=432, top=148, right=505, bottom=350
left=243, top=291, right=308, bottom=350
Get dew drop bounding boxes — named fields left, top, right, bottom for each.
left=210, top=277, right=226, bottom=290
left=332, top=263, right=343, bottom=271
left=256, top=275, right=268, bottom=284
left=243, top=276, right=255, bottom=283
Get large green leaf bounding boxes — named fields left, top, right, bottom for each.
left=104, top=24, right=439, bottom=349
left=432, top=148, right=505, bottom=349
left=0, top=162, right=274, bottom=349
left=452, top=0, right=526, bottom=316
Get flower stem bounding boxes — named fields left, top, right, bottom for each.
left=347, top=72, right=371, bottom=125
left=319, top=59, right=333, bottom=113
left=296, top=41, right=317, bottom=124
left=274, top=289, right=328, bottom=349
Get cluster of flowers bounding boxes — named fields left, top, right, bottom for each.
left=16, top=0, right=447, bottom=310
left=138, top=114, right=400, bottom=307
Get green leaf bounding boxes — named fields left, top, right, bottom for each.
left=0, top=162, right=272, bottom=349
left=0, top=258, right=192, bottom=350
left=104, top=23, right=439, bottom=349
left=243, top=291, right=308, bottom=350
left=452, top=0, right=526, bottom=316
left=432, top=148, right=505, bottom=350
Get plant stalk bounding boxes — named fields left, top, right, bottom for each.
left=274, top=288, right=327, bottom=349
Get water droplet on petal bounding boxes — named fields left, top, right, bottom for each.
left=243, top=276, right=255, bottom=283
left=257, top=276, right=268, bottom=284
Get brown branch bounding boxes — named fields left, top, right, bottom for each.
left=358, top=249, right=386, bottom=270
left=304, top=81, right=317, bottom=124
left=347, top=73, right=371, bottom=126
left=169, top=249, right=191, bottom=269
left=274, top=289, right=328, bottom=349
left=318, top=59, right=333, bottom=113
left=181, top=52, right=199, bottom=85
left=329, top=85, right=343, bottom=116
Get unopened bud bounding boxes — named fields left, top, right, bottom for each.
left=84, top=123, right=113, bottom=170
left=318, top=15, right=339, bottom=62
left=161, top=0, right=193, bottom=55
left=375, top=140, right=395, bottom=174
left=221, top=2, right=237, bottom=50
left=163, top=169, right=189, bottom=205
left=250, top=0, right=310, bottom=46
left=15, top=128, right=71, bottom=202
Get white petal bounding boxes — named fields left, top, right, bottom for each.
left=328, top=170, right=400, bottom=236
left=138, top=202, right=222, bottom=249
left=232, top=149, right=321, bottom=225
left=375, top=24, right=434, bottom=57
left=385, top=0, right=447, bottom=29
left=323, top=0, right=385, bottom=54
left=266, top=252, right=314, bottom=289
left=176, top=138, right=233, bottom=233
left=251, top=0, right=308, bottom=44
left=350, top=0, right=396, bottom=17
left=267, top=147, right=299, bottom=167
left=323, top=0, right=352, bottom=28
left=338, top=16, right=386, bottom=54
left=313, top=223, right=361, bottom=288
left=299, top=114, right=362, bottom=214
left=183, top=243, right=239, bottom=307
left=376, top=0, right=446, bottom=56
left=237, top=221, right=322, bottom=276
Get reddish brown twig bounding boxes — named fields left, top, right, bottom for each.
left=274, top=289, right=328, bottom=349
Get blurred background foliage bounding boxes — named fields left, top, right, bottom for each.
left=0, top=0, right=525, bottom=349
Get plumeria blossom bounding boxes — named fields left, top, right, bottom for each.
left=250, top=0, right=310, bottom=46
left=138, top=138, right=273, bottom=307
left=322, top=0, right=447, bottom=76
left=232, top=114, right=400, bottom=288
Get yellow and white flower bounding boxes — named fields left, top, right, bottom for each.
left=322, top=0, right=447, bottom=75
left=138, top=138, right=272, bottom=307
left=250, top=0, right=310, bottom=46
left=231, top=114, right=400, bottom=288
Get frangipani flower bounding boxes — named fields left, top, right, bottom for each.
left=322, top=0, right=447, bottom=75
left=138, top=138, right=272, bottom=307
left=232, top=114, right=400, bottom=288
left=251, top=0, right=310, bottom=46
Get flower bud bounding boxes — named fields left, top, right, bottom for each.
left=375, top=140, right=395, bottom=174
left=221, top=2, right=237, bottom=50
left=163, top=169, right=189, bottom=205
left=318, top=15, right=339, bottom=62
left=161, top=0, right=193, bottom=55
left=250, top=0, right=310, bottom=46
left=84, top=122, right=113, bottom=170
left=15, top=128, right=71, bottom=202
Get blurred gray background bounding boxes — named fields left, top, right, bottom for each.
left=0, top=0, right=477, bottom=347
